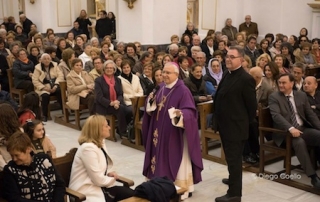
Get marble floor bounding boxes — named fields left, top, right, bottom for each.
left=45, top=112, right=320, bottom=202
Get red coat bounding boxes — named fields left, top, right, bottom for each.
left=19, top=110, right=36, bottom=126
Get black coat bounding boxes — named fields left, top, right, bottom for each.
left=139, top=75, right=154, bottom=96
left=94, top=75, right=124, bottom=115
left=22, top=18, right=33, bottom=35
left=0, top=54, right=9, bottom=91
left=75, top=17, right=92, bottom=38
left=184, top=76, right=207, bottom=104
left=12, top=59, right=34, bottom=87
left=95, top=18, right=112, bottom=39
left=213, top=67, right=257, bottom=141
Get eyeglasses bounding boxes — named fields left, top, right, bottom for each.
left=225, top=55, right=241, bottom=60
left=162, top=71, right=175, bottom=75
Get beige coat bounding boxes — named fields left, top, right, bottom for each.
left=58, top=60, right=72, bottom=81
left=42, top=136, right=57, bottom=158
left=295, top=52, right=317, bottom=65
left=89, top=68, right=102, bottom=80
left=66, top=70, right=94, bottom=110
left=32, top=62, right=64, bottom=96
left=118, top=74, right=143, bottom=106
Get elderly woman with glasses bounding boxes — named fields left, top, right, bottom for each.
left=95, top=60, right=130, bottom=138
left=32, top=53, right=64, bottom=122
left=296, top=42, right=317, bottom=68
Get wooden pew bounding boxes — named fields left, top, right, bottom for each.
left=7, top=69, right=26, bottom=105
left=258, top=106, right=320, bottom=195
left=54, top=81, right=88, bottom=130
left=122, top=96, right=146, bottom=151
left=53, top=148, right=134, bottom=201
left=258, top=106, right=293, bottom=175
left=197, top=101, right=226, bottom=165
left=106, top=114, right=117, bottom=142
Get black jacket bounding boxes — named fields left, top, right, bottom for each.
left=134, top=177, right=177, bottom=202
left=95, top=18, right=112, bottom=38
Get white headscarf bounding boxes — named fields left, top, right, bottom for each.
left=207, top=58, right=223, bottom=85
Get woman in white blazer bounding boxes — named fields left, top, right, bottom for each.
left=118, top=59, right=143, bottom=129
left=69, top=115, right=134, bottom=201
left=118, top=59, right=144, bottom=107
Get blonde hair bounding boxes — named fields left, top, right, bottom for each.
left=90, top=47, right=100, bottom=55
left=256, top=53, right=271, bottom=67
left=78, top=115, right=106, bottom=148
left=243, top=55, right=252, bottom=68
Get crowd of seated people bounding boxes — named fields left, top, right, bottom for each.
left=2, top=11, right=320, bottom=200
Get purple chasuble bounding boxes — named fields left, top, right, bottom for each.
left=142, top=79, right=203, bottom=184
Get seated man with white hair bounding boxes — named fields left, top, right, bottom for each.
left=19, top=14, right=34, bottom=35
left=191, top=46, right=202, bottom=63
left=168, top=43, right=179, bottom=59
left=195, top=52, right=208, bottom=76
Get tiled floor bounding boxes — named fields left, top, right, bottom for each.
left=45, top=113, right=320, bottom=202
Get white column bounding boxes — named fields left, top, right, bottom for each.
left=116, top=0, right=186, bottom=44
left=308, top=3, right=320, bottom=39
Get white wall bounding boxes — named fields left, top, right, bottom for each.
left=198, top=0, right=314, bottom=41
left=24, top=0, right=87, bottom=33
left=116, top=0, right=186, bottom=44
left=0, top=0, right=317, bottom=44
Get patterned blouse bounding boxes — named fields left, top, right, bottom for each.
left=3, top=153, right=65, bottom=202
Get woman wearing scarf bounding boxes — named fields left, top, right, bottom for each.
left=12, top=48, right=35, bottom=93
left=95, top=60, right=131, bottom=138
left=183, top=63, right=212, bottom=104
left=203, top=58, right=223, bottom=96
left=118, top=59, right=143, bottom=118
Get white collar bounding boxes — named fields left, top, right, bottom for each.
left=165, top=78, right=178, bottom=89
left=285, top=91, right=293, bottom=97
left=228, top=66, right=241, bottom=74
left=256, top=78, right=263, bottom=90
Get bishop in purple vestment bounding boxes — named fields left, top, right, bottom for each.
left=142, top=62, right=203, bottom=198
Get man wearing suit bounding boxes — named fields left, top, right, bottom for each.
left=213, top=46, right=257, bottom=202
left=238, top=15, right=259, bottom=37
left=239, top=67, right=273, bottom=164
left=269, top=73, right=320, bottom=189
left=195, top=52, right=209, bottom=76
left=292, top=62, right=305, bottom=91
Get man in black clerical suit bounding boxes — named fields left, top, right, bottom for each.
left=213, top=46, right=257, bottom=202
left=269, top=73, right=320, bottom=189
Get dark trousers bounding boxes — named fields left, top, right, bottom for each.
left=16, top=80, right=34, bottom=93
left=292, top=127, right=320, bottom=176
left=105, top=104, right=132, bottom=134
left=41, top=88, right=62, bottom=117
left=80, top=93, right=95, bottom=115
left=102, top=186, right=134, bottom=201
left=221, top=137, right=246, bottom=197
left=243, top=119, right=260, bottom=155
left=0, top=77, right=9, bottom=92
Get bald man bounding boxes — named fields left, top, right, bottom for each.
left=249, top=67, right=273, bottom=107
left=238, top=15, right=259, bottom=37
left=303, top=76, right=320, bottom=120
